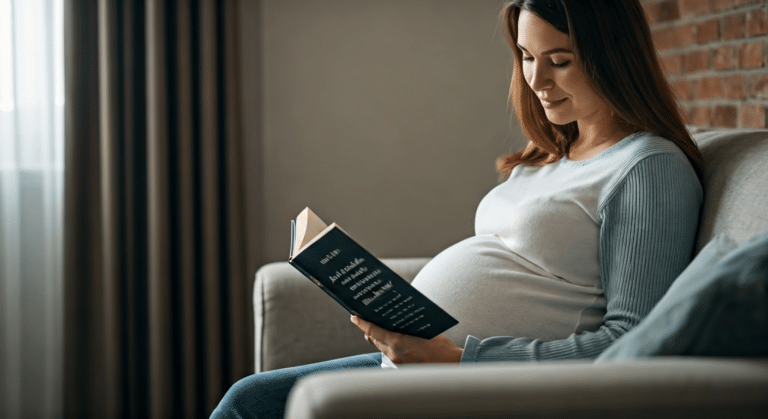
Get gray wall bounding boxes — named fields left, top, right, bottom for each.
left=240, top=0, right=525, bottom=265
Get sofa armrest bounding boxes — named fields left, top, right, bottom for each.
left=254, top=257, right=431, bottom=372
left=285, top=358, right=768, bottom=419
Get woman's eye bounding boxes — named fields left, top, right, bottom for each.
left=521, top=56, right=570, bottom=68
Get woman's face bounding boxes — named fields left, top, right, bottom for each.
left=516, top=9, right=609, bottom=127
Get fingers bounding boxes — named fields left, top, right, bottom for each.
left=350, top=316, right=462, bottom=363
left=351, top=316, right=390, bottom=343
left=352, top=316, right=390, bottom=350
left=350, top=315, right=378, bottom=338
left=350, top=315, right=367, bottom=332
left=352, top=316, right=376, bottom=345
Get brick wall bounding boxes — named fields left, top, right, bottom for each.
left=641, top=0, right=768, bottom=129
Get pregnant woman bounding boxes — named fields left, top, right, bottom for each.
left=211, top=0, right=703, bottom=417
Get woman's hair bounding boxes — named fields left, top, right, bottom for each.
left=498, top=0, right=703, bottom=181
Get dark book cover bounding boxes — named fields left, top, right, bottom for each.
left=290, top=226, right=458, bottom=339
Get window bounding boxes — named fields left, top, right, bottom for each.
left=0, top=0, right=65, bottom=417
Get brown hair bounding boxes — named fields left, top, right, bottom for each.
left=498, top=0, right=703, bottom=181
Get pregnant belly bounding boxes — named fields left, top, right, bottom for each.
left=410, top=235, right=605, bottom=346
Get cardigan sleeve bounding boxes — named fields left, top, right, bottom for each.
left=460, top=153, right=703, bottom=362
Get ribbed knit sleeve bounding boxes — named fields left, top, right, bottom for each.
left=460, top=153, right=702, bottom=362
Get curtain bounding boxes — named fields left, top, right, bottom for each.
left=63, top=0, right=252, bottom=417
left=0, top=0, right=65, bottom=418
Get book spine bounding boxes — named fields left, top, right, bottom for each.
left=289, top=259, right=358, bottom=316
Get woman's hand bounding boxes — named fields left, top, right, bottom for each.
left=350, top=316, right=462, bottom=365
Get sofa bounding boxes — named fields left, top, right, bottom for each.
left=253, top=128, right=768, bottom=418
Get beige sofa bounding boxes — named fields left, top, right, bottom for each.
left=253, top=129, right=768, bottom=418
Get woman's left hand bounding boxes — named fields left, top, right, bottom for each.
left=350, top=316, right=462, bottom=365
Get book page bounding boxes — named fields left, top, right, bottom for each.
left=293, top=207, right=328, bottom=256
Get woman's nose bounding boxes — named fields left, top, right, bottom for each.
left=527, top=62, right=553, bottom=92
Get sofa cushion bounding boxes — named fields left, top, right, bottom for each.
left=596, top=232, right=768, bottom=361
left=694, top=129, right=768, bottom=251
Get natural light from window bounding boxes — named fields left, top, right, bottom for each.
left=0, top=0, right=14, bottom=112
left=1, top=0, right=65, bottom=417
left=0, top=0, right=65, bottom=171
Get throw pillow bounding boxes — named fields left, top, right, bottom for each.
left=596, top=232, right=768, bottom=361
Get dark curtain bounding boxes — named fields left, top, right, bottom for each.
left=63, top=0, right=252, bottom=417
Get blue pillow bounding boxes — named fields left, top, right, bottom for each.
left=596, top=232, right=768, bottom=361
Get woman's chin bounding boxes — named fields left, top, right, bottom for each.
left=543, top=112, right=573, bottom=126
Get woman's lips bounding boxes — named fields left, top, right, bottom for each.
left=540, top=97, right=567, bottom=108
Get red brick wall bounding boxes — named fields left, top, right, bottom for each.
left=641, top=0, right=768, bottom=128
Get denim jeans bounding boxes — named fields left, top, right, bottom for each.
left=210, top=353, right=382, bottom=419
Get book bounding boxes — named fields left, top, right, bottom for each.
left=288, top=207, right=458, bottom=340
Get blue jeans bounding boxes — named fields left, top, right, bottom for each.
left=210, top=353, right=382, bottom=418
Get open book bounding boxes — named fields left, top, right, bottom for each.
left=289, top=207, right=458, bottom=340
